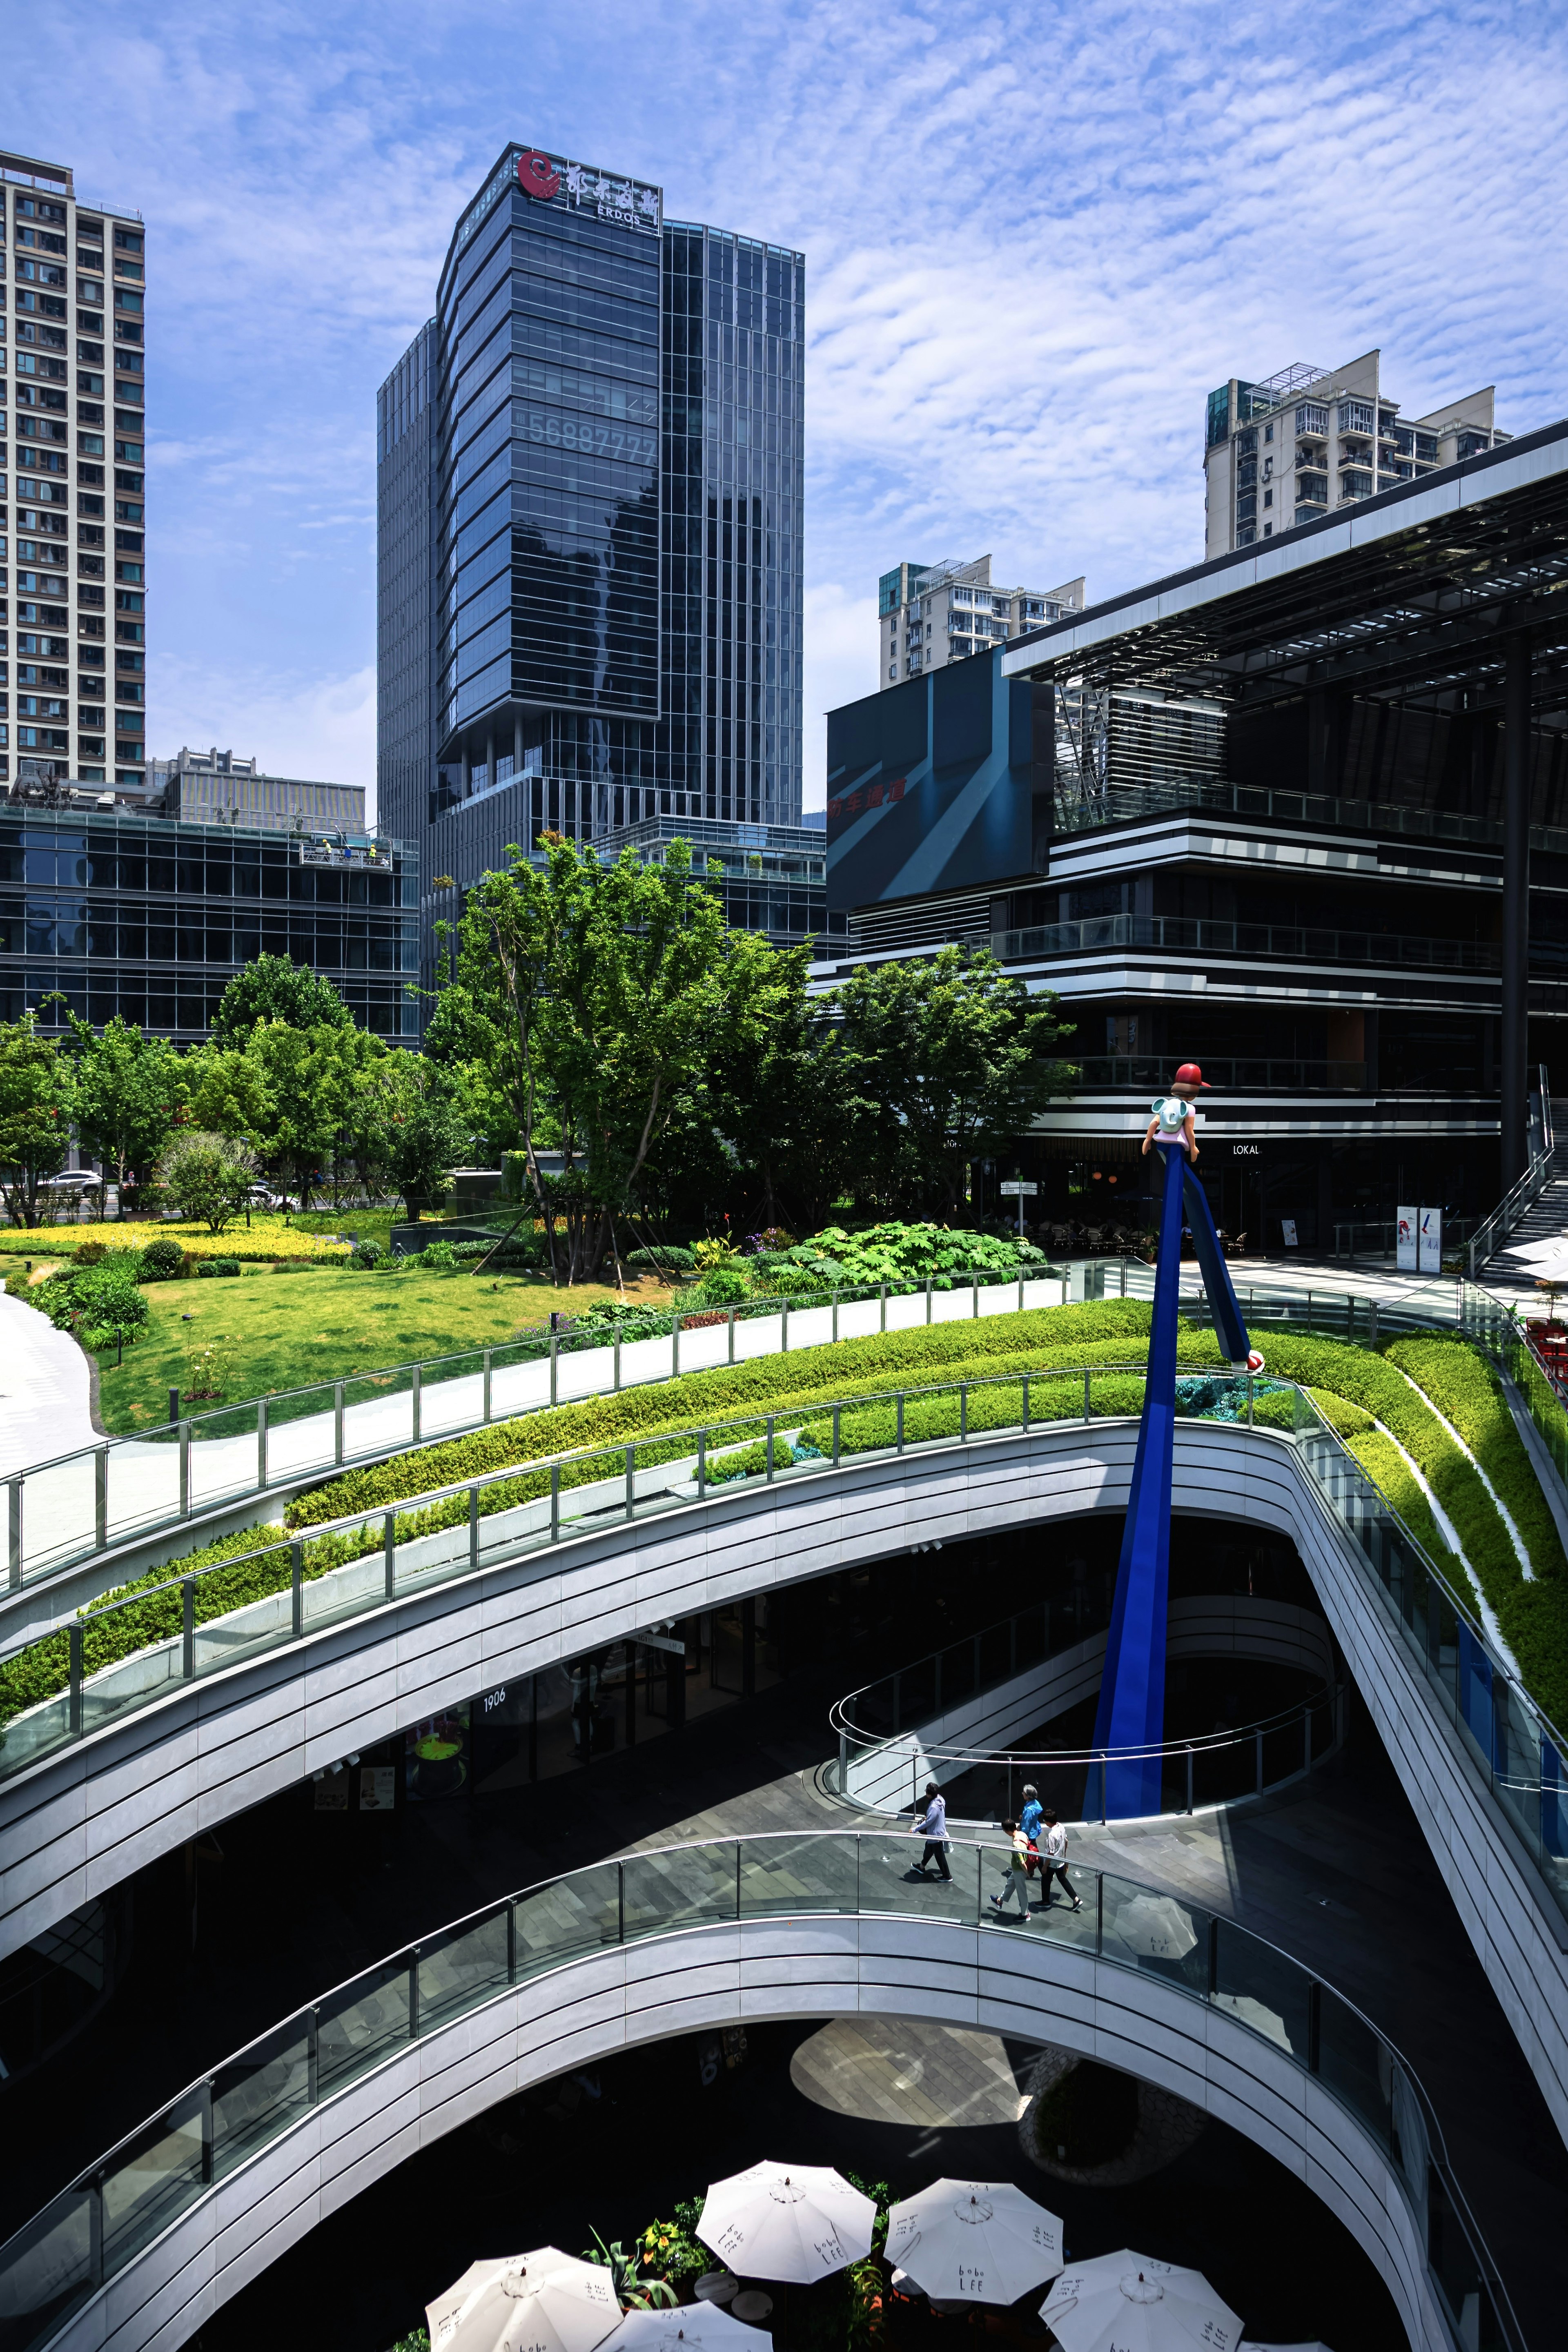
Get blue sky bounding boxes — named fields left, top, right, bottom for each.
left=14, top=0, right=1568, bottom=808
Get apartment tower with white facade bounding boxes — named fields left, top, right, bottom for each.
left=1, top=147, right=147, bottom=788
left=1204, top=349, right=1506, bottom=559
left=877, top=555, right=1085, bottom=690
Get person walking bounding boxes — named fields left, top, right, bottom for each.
left=911, top=1783, right=951, bottom=1881
left=1038, top=1809, right=1083, bottom=1911
left=990, top=1820, right=1032, bottom=1918
left=1019, top=1783, right=1043, bottom=1879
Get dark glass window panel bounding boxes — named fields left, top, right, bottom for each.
left=147, top=924, right=176, bottom=961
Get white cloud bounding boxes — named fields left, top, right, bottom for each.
left=151, top=660, right=377, bottom=799
left=17, top=0, right=1568, bottom=802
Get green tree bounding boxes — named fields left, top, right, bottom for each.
left=712, top=973, right=859, bottom=1233
left=246, top=1022, right=368, bottom=1209
left=210, top=953, right=352, bottom=1044
left=0, top=1012, right=71, bottom=1228
left=65, top=1014, right=187, bottom=1215
left=450, top=838, right=795, bottom=1281
left=356, top=1049, right=472, bottom=1221
left=829, top=946, right=1076, bottom=1214
left=157, top=1130, right=258, bottom=1232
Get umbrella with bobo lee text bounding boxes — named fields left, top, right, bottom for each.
left=697, top=2161, right=875, bottom=2285
left=884, top=2179, right=1064, bottom=2306
left=599, top=2311, right=773, bottom=2352
left=1041, top=2250, right=1242, bottom=2352
left=426, top=2246, right=624, bottom=2352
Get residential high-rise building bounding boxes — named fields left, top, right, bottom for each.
left=1203, top=349, right=1508, bottom=559
left=877, top=556, right=1084, bottom=690
left=0, top=147, right=147, bottom=792
left=377, top=145, right=806, bottom=988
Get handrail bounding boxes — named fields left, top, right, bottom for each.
left=829, top=1588, right=1337, bottom=1778
left=2, top=1361, right=1564, bottom=1951
left=2, top=1257, right=1074, bottom=1595
left=0, top=1831, right=1521, bottom=2352
left=1467, top=1142, right=1563, bottom=1278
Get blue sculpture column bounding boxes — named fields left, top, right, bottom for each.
left=1091, top=1138, right=1254, bottom=1818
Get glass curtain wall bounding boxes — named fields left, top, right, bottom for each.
left=0, top=811, right=420, bottom=1041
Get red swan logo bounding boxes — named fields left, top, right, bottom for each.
left=517, top=151, right=560, bottom=200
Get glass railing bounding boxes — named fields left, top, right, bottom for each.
left=3, top=1359, right=1563, bottom=1940
left=1, top=1262, right=1072, bottom=1595
left=1047, top=769, right=1568, bottom=863
left=0, top=1833, right=1520, bottom=2352
left=993, top=911, right=1500, bottom=973
left=831, top=1593, right=1342, bottom=1823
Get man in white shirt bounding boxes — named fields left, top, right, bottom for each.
left=911, top=1783, right=951, bottom=1881
left=1038, top=1810, right=1083, bottom=1911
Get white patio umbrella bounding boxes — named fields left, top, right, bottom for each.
left=1041, top=2253, right=1242, bottom=2352
left=1109, top=1894, right=1199, bottom=1961
left=426, top=2246, right=624, bottom=2352
left=600, top=2312, right=771, bottom=2352
left=884, top=2178, right=1064, bottom=2305
left=697, top=2160, right=875, bottom=2284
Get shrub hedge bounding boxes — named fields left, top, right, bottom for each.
left=1258, top=1332, right=1568, bottom=1726
left=283, top=1301, right=1172, bottom=1527
left=1385, top=1336, right=1568, bottom=1584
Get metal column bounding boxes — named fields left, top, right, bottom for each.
left=1501, top=631, right=1533, bottom=1187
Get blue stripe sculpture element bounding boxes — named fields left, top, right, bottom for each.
left=1091, top=1132, right=1254, bottom=1817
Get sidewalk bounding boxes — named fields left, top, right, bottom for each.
left=0, top=1289, right=100, bottom=1479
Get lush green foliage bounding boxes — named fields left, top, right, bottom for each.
left=826, top=946, right=1075, bottom=1213
left=157, top=1129, right=257, bottom=1232
left=626, top=1243, right=695, bottom=1272
left=34, top=1253, right=152, bottom=1350
left=0, top=1011, right=70, bottom=1227
left=63, top=1013, right=187, bottom=1205
left=1258, top=1331, right=1568, bottom=1725
left=283, top=1301, right=1172, bottom=1525
left=1387, top=1336, right=1567, bottom=1582
left=140, top=1235, right=187, bottom=1280
left=791, top=1220, right=1049, bottom=1287
left=210, top=953, right=353, bottom=1042
left=443, top=836, right=806, bottom=1282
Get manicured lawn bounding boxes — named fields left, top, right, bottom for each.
left=93, top=1263, right=675, bottom=1434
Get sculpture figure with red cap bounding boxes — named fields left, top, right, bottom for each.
left=1140, top=1061, right=1210, bottom=1163
left=1091, top=1060, right=1261, bottom=1818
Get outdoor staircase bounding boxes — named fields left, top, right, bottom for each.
left=1477, top=1146, right=1568, bottom=1298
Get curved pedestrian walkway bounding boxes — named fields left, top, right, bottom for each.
left=0, top=1288, right=98, bottom=1480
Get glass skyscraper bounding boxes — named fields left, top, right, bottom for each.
left=376, top=145, right=805, bottom=986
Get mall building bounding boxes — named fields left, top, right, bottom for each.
left=376, top=146, right=807, bottom=990
left=824, top=412, right=1568, bottom=1249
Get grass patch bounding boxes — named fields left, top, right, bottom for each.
left=85, top=1266, right=680, bottom=1434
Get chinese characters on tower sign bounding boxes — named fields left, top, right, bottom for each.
left=516, top=149, right=662, bottom=235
